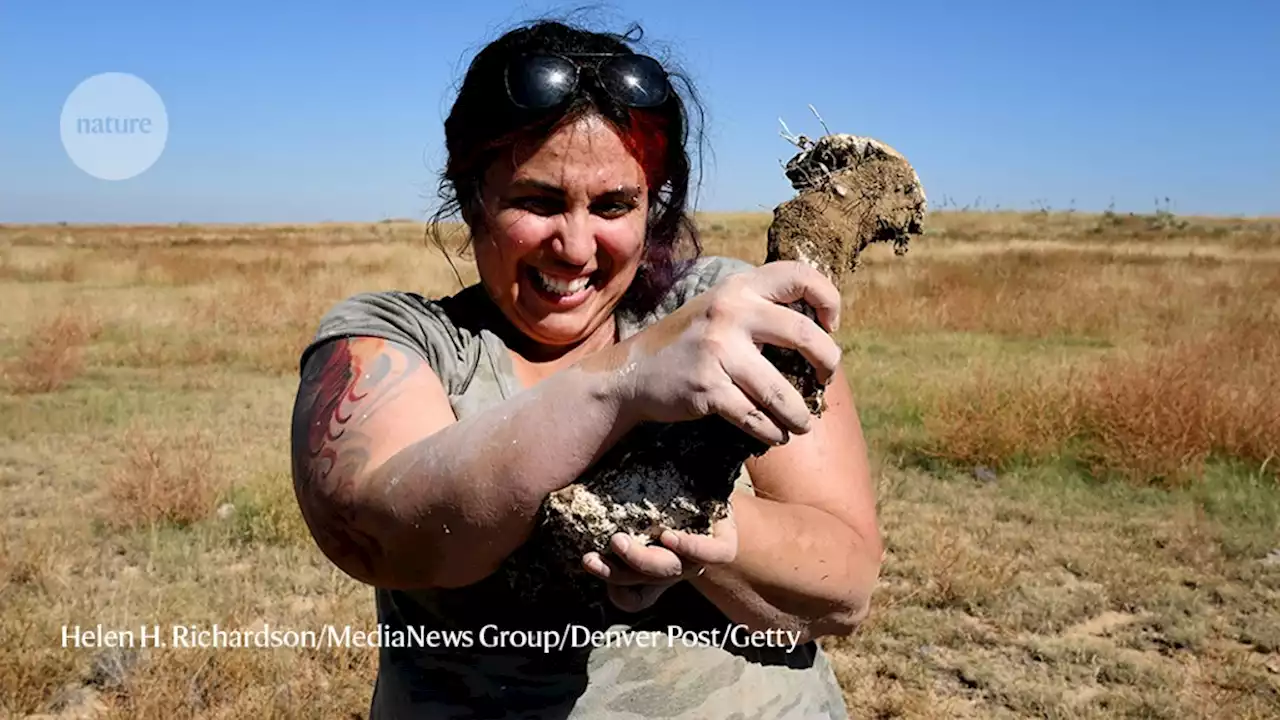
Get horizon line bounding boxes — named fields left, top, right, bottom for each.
left=3, top=208, right=1280, bottom=228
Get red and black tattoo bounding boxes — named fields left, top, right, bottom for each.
left=289, top=337, right=422, bottom=583
left=303, top=339, right=368, bottom=482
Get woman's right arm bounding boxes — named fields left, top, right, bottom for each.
left=290, top=333, right=640, bottom=590
left=290, top=261, right=842, bottom=592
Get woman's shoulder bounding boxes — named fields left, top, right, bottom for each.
left=676, top=254, right=756, bottom=294
left=634, top=254, right=757, bottom=326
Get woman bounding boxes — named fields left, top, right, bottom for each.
left=290, top=19, right=882, bottom=719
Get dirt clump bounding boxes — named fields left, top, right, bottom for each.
left=765, top=133, right=926, bottom=412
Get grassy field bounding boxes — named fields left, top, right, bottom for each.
left=2, top=210, right=1278, bottom=718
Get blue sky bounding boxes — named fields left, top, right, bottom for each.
left=2, top=0, right=1277, bottom=222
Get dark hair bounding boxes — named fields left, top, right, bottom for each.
left=427, top=18, right=706, bottom=317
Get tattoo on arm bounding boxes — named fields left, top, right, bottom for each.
left=290, top=337, right=425, bottom=582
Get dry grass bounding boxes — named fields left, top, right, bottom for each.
left=914, top=322, right=1279, bottom=485
left=101, top=428, right=227, bottom=531
left=846, top=249, right=1279, bottom=346
left=1, top=211, right=1277, bottom=718
left=2, top=307, right=101, bottom=394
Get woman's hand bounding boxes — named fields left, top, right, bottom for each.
left=616, top=261, right=842, bottom=446
left=582, top=514, right=738, bottom=613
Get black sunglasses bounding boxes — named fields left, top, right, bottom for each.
left=504, top=52, right=671, bottom=110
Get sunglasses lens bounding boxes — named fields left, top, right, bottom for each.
left=599, top=54, right=670, bottom=107
left=507, top=55, right=578, bottom=108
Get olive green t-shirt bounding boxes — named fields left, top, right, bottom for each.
left=302, top=255, right=849, bottom=719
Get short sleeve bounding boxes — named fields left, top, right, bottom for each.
left=299, top=291, right=474, bottom=396
left=680, top=255, right=756, bottom=298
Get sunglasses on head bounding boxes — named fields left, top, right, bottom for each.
left=504, top=52, right=671, bottom=110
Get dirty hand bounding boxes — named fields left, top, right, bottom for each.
left=616, top=260, right=842, bottom=446
left=583, top=512, right=739, bottom=613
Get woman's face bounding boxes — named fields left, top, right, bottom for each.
left=472, top=114, right=649, bottom=354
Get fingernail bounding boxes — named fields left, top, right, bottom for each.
left=661, top=530, right=679, bottom=550
left=612, top=534, right=630, bottom=553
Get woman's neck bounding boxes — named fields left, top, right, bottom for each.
left=508, top=312, right=618, bottom=361
left=469, top=284, right=620, bottom=385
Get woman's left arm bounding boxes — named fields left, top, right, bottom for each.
left=583, top=363, right=883, bottom=641
left=682, top=363, right=883, bottom=641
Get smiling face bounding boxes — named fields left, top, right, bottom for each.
left=471, top=113, right=650, bottom=356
